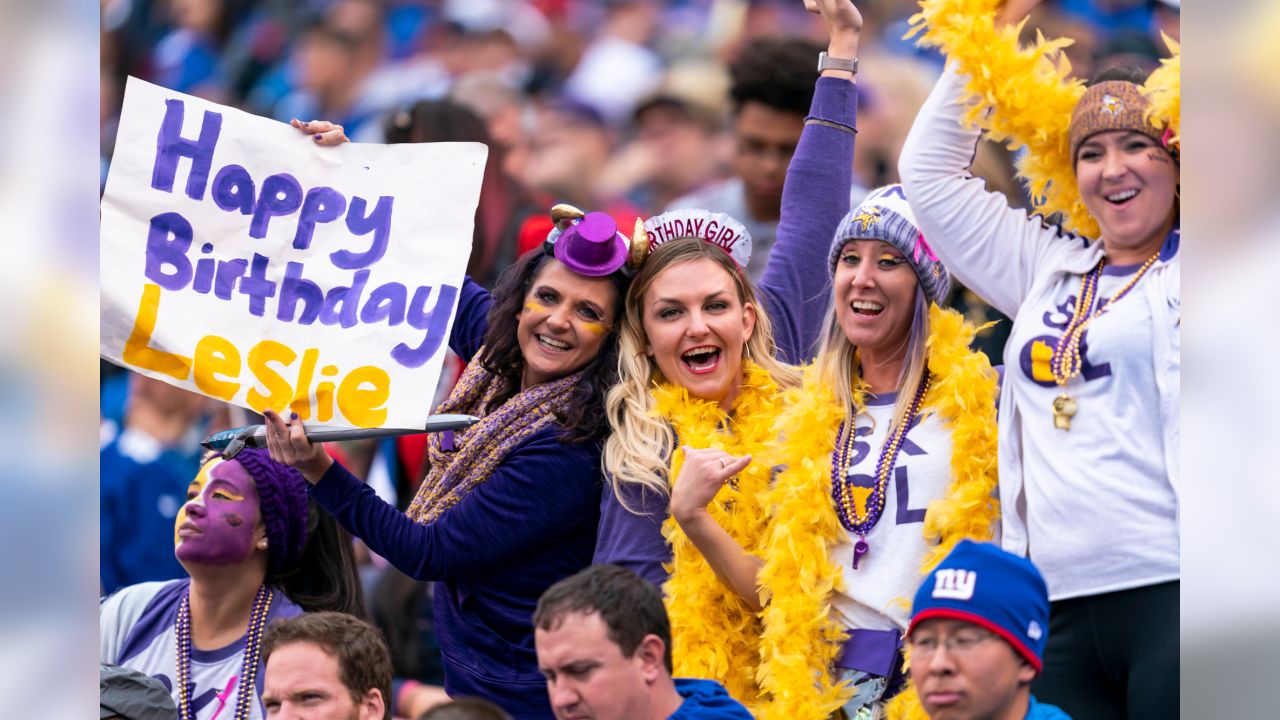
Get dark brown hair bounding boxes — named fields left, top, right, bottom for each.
left=262, top=612, right=393, bottom=720
left=533, top=565, right=673, bottom=673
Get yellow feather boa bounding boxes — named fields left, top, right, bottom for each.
left=907, top=0, right=1181, bottom=239
left=656, top=361, right=780, bottom=712
left=757, top=306, right=1002, bottom=720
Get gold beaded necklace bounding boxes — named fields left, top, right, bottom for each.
left=1049, top=250, right=1161, bottom=430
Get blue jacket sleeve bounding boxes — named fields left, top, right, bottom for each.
left=759, top=77, right=858, bottom=364
left=450, top=277, right=493, bottom=362
left=309, top=432, right=600, bottom=580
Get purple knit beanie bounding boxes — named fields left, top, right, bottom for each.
left=232, top=448, right=309, bottom=575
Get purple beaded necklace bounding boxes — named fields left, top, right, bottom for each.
left=830, top=371, right=932, bottom=570
left=175, top=584, right=273, bottom=720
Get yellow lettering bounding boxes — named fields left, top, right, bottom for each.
left=122, top=284, right=192, bottom=381
left=246, top=340, right=297, bottom=413
left=1030, top=340, right=1056, bottom=383
left=289, top=348, right=319, bottom=420
left=193, top=335, right=241, bottom=400
left=337, top=365, right=390, bottom=427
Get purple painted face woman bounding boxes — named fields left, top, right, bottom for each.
left=174, top=458, right=264, bottom=566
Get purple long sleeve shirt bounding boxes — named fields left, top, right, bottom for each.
left=592, top=77, right=858, bottom=589
left=309, top=278, right=600, bottom=719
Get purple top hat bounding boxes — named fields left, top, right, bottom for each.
left=553, top=211, right=630, bottom=277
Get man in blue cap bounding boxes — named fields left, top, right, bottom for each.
left=905, top=541, right=1071, bottom=720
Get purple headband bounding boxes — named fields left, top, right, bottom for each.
left=232, top=448, right=310, bottom=575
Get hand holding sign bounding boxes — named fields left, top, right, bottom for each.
left=291, top=118, right=349, bottom=146
left=262, top=409, right=333, bottom=483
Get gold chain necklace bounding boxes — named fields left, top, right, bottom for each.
left=1049, top=251, right=1160, bottom=430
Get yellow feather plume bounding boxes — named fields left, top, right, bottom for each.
left=1144, top=35, right=1181, bottom=152
left=657, top=362, right=781, bottom=712
left=908, top=0, right=1091, bottom=235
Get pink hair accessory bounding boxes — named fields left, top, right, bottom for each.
left=913, top=232, right=939, bottom=265
left=1161, top=127, right=1173, bottom=149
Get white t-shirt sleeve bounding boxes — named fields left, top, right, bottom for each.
left=899, top=64, right=1075, bottom=318
left=99, top=582, right=166, bottom=664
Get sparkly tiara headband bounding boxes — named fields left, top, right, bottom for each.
left=630, top=208, right=754, bottom=270
left=907, top=0, right=1180, bottom=238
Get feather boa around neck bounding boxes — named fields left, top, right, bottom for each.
left=907, top=0, right=1181, bottom=239
left=757, top=306, right=1002, bottom=720
left=655, top=361, right=780, bottom=712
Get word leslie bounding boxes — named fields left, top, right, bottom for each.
left=125, top=283, right=390, bottom=427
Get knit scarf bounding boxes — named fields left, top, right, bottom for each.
left=756, top=305, right=1002, bottom=720
left=406, top=347, right=583, bottom=525
left=656, top=361, right=780, bottom=713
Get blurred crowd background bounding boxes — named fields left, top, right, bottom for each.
left=97, top=0, right=1180, bottom=699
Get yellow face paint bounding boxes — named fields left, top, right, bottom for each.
left=581, top=320, right=609, bottom=336
left=525, top=299, right=551, bottom=314
left=174, top=458, right=223, bottom=546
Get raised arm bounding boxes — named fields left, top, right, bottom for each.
left=898, top=64, right=1075, bottom=318
left=760, top=0, right=861, bottom=364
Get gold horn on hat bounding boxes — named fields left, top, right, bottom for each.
left=627, top=217, right=651, bottom=272
left=550, top=203, right=585, bottom=231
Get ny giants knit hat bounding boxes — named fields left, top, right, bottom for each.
left=231, top=448, right=310, bottom=575
left=908, top=540, right=1051, bottom=673
left=830, top=184, right=951, bottom=304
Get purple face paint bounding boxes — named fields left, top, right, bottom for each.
left=174, top=458, right=263, bottom=567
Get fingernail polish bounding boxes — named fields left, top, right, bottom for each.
left=313, top=134, right=323, bottom=141
left=291, top=412, right=299, bottom=420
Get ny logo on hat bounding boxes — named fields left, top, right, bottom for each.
left=1101, top=94, right=1124, bottom=116
left=1027, top=620, right=1043, bottom=641
left=932, top=568, right=977, bottom=600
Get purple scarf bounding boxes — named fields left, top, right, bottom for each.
left=406, top=347, right=584, bottom=524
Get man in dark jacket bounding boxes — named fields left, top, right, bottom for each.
left=534, top=565, right=751, bottom=720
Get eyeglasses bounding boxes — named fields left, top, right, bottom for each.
left=907, top=629, right=999, bottom=658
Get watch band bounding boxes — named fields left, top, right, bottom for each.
left=817, top=51, right=858, bottom=76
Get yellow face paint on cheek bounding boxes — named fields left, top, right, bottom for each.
left=525, top=299, right=551, bottom=314
left=176, top=459, right=222, bottom=545
left=581, top=321, right=609, bottom=336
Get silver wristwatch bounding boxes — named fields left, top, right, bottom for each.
left=817, top=51, right=858, bottom=75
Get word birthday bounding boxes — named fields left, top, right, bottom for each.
left=143, top=98, right=456, bottom=371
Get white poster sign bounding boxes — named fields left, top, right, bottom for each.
left=101, top=77, right=486, bottom=429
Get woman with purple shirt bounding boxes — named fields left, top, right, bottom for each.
left=264, top=208, right=635, bottom=718
left=595, top=0, right=863, bottom=707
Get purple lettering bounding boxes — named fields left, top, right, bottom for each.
left=319, top=269, right=370, bottom=328
left=151, top=99, right=222, bottom=200
left=706, top=220, right=719, bottom=240
left=276, top=261, right=322, bottom=325
left=293, top=186, right=348, bottom=251
left=392, top=284, right=459, bottom=368
left=248, top=173, right=303, bottom=239
left=143, top=212, right=194, bottom=291
left=333, top=196, right=393, bottom=269
left=213, top=258, right=248, bottom=301
left=360, top=282, right=407, bottom=326
left=894, top=467, right=927, bottom=525
left=237, top=253, right=278, bottom=317
left=211, top=165, right=255, bottom=215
